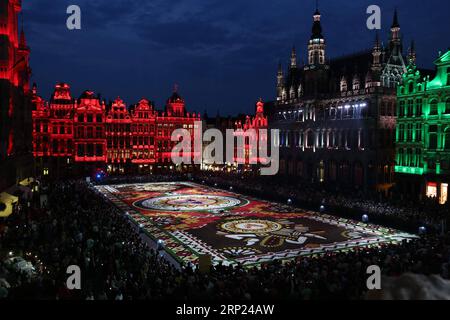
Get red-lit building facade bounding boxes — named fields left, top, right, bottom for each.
left=234, top=99, right=269, bottom=166
left=32, top=83, right=201, bottom=176
left=0, top=0, right=33, bottom=189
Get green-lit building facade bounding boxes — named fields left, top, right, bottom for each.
left=395, top=50, right=450, bottom=204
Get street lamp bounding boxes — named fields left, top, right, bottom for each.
left=418, top=226, right=427, bottom=235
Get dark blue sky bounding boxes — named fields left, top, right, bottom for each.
left=23, top=0, right=450, bottom=115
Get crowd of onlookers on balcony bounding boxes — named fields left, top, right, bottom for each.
left=0, top=174, right=449, bottom=300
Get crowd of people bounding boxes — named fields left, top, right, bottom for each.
left=0, top=176, right=449, bottom=300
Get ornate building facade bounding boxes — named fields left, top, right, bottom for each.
left=395, top=50, right=450, bottom=204
left=234, top=99, right=268, bottom=166
left=201, top=99, right=268, bottom=172
left=0, top=0, right=33, bottom=189
left=270, top=8, right=414, bottom=192
left=32, top=83, right=201, bottom=176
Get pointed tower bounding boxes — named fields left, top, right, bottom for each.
left=307, top=6, right=326, bottom=66
left=389, top=9, right=402, bottom=55
left=407, top=40, right=416, bottom=66
left=372, top=32, right=382, bottom=73
left=290, top=46, right=297, bottom=69
left=1, top=0, right=33, bottom=163
left=0, top=0, right=24, bottom=83
left=17, top=24, right=31, bottom=92
left=252, top=98, right=268, bottom=129
left=277, top=62, right=285, bottom=101
left=381, top=10, right=407, bottom=88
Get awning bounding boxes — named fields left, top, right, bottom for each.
left=0, top=192, right=19, bottom=218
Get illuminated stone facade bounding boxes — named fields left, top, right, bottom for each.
left=32, top=83, right=201, bottom=176
left=395, top=50, right=450, bottom=204
left=0, top=0, right=33, bottom=189
left=270, top=9, right=411, bottom=192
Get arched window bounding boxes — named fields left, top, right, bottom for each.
left=429, top=99, right=438, bottom=115
left=409, top=81, right=414, bottom=93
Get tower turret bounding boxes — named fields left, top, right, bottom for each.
left=407, top=40, right=416, bottom=66
left=290, top=46, right=297, bottom=68
left=166, top=85, right=185, bottom=116
left=372, top=32, right=382, bottom=72
left=307, top=6, right=326, bottom=66
left=277, top=62, right=285, bottom=101
left=389, top=9, right=402, bottom=55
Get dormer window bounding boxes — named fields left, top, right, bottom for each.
left=281, top=89, right=287, bottom=101
left=352, top=77, right=360, bottom=91
left=340, top=78, right=347, bottom=92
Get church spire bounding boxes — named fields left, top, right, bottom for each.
left=372, top=32, right=382, bottom=68
left=277, top=61, right=285, bottom=101
left=311, top=4, right=323, bottom=40
left=389, top=9, right=402, bottom=54
left=19, top=28, right=27, bottom=48
left=307, top=4, right=326, bottom=66
left=290, top=46, right=297, bottom=68
left=18, top=12, right=28, bottom=50
left=391, top=8, right=400, bottom=28
left=407, top=40, right=416, bottom=66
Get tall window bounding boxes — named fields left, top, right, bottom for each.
left=407, top=148, right=413, bottom=166
left=407, top=100, right=414, bottom=117
left=306, top=130, right=314, bottom=148
left=429, top=125, right=438, bottom=149
left=409, top=81, right=414, bottom=93
left=429, top=99, right=438, bottom=115
left=398, top=148, right=404, bottom=166
left=398, top=124, right=405, bottom=142
left=416, top=149, right=422, bottom=167
left=399, top=101, right=405, bottom=117
left=445, top=128, right=450, bottom=150
left=416, top=99, right=423, bottom=116
left=447, top=67, right=450, bottom=86
left=407, top=123, right=413, bottom=142
left=415, top=123, right=422, bottom=142
left=445, top=98, right=450, bottom=114
left=77, top=144, right=84, bottom=157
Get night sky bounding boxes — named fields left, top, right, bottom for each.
left=23, top=0, right=450, bottom=116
